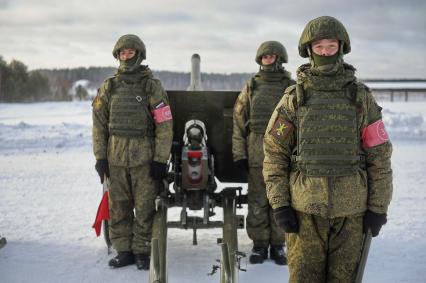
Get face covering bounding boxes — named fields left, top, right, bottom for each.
left=311, top=52, right=339, bottom=67
left=262, top=63, right=276, bottom=72
left=261, top=57, right=284, bottom=72
left=118, top=52, right=142, bottom=73
left=310, top=51, right=342, bottom=74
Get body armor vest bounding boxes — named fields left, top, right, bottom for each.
left=295, top=85, right=361, bottom=176
left=108, top=77, right=154, bottom=137
left=250, top=77, right=291, bottom=134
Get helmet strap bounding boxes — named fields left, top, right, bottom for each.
left=307, top=47, right=316, bottom=67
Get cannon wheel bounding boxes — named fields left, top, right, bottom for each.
left=149, top=201, right=168, bottom=283
left=221, top=192, right=238, bottom=283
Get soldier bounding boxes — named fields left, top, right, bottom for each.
left=0, top=235, right=6, bottom=250
left=263, top=16, right=393, bottom=282
left=233, top=41, right=295, bottom=265
left=92, top=34, right=173, bottom=270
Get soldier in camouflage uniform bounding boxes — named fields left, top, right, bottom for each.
left=263, top=16, right=393, bottom=282
left=233, top=41, right=295, bottom=265
left=92, top=34, right=173, bottom=270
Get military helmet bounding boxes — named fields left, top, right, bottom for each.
left=112, top=34, right=146, bottom=60
left=255, top=41, right=288, bottom=65
left=298, top=16, right=351, bottom=58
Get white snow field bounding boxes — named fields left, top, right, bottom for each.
left=0, top=100, right=426, bottom=283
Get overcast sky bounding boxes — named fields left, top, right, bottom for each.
left=1, top=0, right=425, bottom=78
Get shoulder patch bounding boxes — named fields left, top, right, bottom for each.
left=92, top=95, right=104, bottom=110
left=269, top=111, right=293, bottom=140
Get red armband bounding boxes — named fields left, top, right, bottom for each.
left=152, top=105, right=172, bottom=123
left=362, top=119, right=389, bottom=149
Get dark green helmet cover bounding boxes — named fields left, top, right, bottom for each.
left=298, top=16, right=351, bottom=58
left=112, top=34, right=146, bottom=60
left=255, top=41, right=288, bottom=65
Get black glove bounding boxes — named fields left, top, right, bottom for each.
left=234, top=159, right=249, bottom=173
left=150, top=161, right=168, bottom=181
left=273, top=206, right=299, bottom=233
left=95, top=159, right=109, bottom=184
left=363, top=210, right=387, bottom=237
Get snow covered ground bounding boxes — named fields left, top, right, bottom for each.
left=0, top=100, right=425, bottom=283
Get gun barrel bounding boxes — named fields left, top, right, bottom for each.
left=187, top=54, right=203, bottom=91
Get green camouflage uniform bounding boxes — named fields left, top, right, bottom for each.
left=92, top=35, right=173, bottom=254
left=263, top=17, right=393, bottom=282
left=233, top=41, right=295, bottom=248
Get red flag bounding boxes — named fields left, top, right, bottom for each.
left=92, top=191, right=110, bottom=237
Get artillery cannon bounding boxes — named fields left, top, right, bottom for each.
left=149, top=89, right=248, bottom=283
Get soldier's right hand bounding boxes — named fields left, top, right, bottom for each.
left=95, top=159, right=110, bottom=184
left=273, top=206, right=299, bottom=233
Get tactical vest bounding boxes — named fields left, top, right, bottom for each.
left=294, top=85, right=362, bottom=176
left=250, top=78, right=290, bottom=134
left=108, top=77, right=154, bottom=137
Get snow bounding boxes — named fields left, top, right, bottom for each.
left=1, top=100, right=426, bottom=283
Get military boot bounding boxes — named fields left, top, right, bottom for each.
left=249, top=246, right=268, bottom=264
left=108, top=251, right=135, bottom=268
left=135, top=253, right=150, bottom=270
left=270, top=245, right=287, bottom=265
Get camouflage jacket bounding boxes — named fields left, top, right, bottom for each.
left=263, top=64, right=393, bottom=218
left=92, top=67, right=173, bottom=167
left=232, top=71, right=295, bottom=167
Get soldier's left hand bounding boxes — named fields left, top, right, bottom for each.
left=273, top=206, right=299, bottom=233
left=95, top=159, right=110, bottom=184
left=363, top=210, right=387, bottom=237
left=150, top=161, right=167, bottom=180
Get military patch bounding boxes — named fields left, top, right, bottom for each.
left=154, top=100, right=166, bottom=109
left=270, top=114, right=293, bottom=140
left=152, top=105, right=172, bottom=123
left=92, top=95, right=103, bottom=110
left=362, top=119, right=389, bottom=148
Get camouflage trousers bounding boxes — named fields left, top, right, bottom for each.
left=108, top=164, right=159, bottom=254
left=247, top=167, right=284, bottom=247
left=285, top=211, right=364, bottom=283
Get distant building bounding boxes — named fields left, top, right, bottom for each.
left=363, top=80, right=426, bottom=102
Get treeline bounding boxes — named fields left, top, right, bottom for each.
left=39, top=67, right=253, bottom=92
left=38, top=67, right=117, bottom=91
left=0, top=55, right=253, bottom=102
left=0, top=56, right=54, bottom=102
